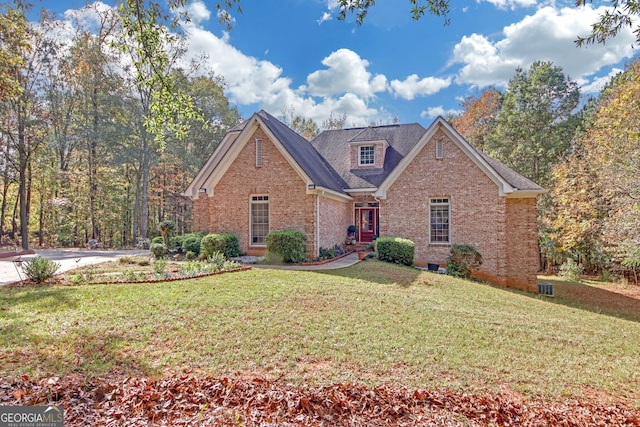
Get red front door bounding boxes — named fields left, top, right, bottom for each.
left=357, top=208, right=377, bottom=242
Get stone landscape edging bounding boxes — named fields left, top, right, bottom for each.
left=60, top=265, right=252, bottom=286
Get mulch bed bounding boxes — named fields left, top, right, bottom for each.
left=1, top=374, right=638, bottom=426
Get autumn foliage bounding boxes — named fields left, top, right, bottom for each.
left=2, top=374, right=639, bottom=426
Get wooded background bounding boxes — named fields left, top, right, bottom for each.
left=1, top=1, right=639, bottom=279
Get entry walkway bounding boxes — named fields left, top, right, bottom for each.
left=249, top=252, right=361, bottom=271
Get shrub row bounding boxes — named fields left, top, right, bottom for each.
left=200, top=233, right=241, bottom=259
left=376, top=237, right=415, bottom=266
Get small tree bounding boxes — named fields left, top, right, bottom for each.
left=446, top=244, right=483, bottom=279
left=158, top=220, right=175, bottom=246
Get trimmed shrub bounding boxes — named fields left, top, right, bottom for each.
left=446, top=244, right=483, bottom=279
left=181, top=232, right=204, bottom=256
left=266, top=230, right=307, bottom=263
left=200, top=233, right=241, bottom=259
left=150, top=242, right=166, bottom=260
left=21, top=257, right=61, bottom=284
left=376, top=237, right=415, bottom=266
left=151, top=236, right=164, bottom=245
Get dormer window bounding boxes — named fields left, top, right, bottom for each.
left=359, top=145, right=375, bottom=166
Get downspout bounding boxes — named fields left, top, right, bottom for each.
left=316, top=193, right=320, bottom=257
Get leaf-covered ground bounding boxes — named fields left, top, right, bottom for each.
left=2, top=374, right=638, bottom=426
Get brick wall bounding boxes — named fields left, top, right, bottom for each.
left=318, top=197, right=351, bottom=250
left=349, top=143, right=386, bottom=170
left=380, top=129, right=538, bottom=290
left=193, top=126, right=317, bottom=257
left=505, top=197, right=539, bottom=292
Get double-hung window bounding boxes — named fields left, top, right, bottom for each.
left=430, top=198, right=450, bottom=244
left=359, top=145, right=375, bottom=166
left=251, top=195, right=269, bottom=245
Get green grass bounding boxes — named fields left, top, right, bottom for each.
left=1, top=261, right=638, bottom=404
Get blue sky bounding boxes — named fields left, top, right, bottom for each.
left=45, top=0, right=638, bottom=128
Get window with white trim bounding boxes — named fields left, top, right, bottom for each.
left=255, top=138, right=263, bottom=167
left=250, top=195, right=269, bottom=245
left=359, top=145, right=375, bottom=166
left=436, top=140, right=444, bottom=159
left=430, top=198, right=450, bottom=244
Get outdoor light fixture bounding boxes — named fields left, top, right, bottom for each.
left=307, top=183, right=316, bottom=190
left=199, top=187, right=207, bottom=193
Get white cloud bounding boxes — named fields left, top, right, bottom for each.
left=390, top=75, right=452, bottom=100
left=482, top=0, right=537, bottom=10
left=187, top=1, right=211, bottom=24
left=451, top=5, right=636, bottom=90
left=580, top=67, right=624, bottom=94
left=317, top=12, right=332, bottom=25
left=307, top=49, right=387, bottom=98
left=181, top=19, right=385, bottom=124
left=420, top=106, right=460, bottom=119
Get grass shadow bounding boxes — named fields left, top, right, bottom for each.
left=314, top=259, right=422, bottom=287
left=534, top=276, right=640, bottom=323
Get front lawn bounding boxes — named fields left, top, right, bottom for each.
left=1, top=261, right=638, bottom=405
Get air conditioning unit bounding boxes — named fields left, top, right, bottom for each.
left=537, top=282, right=554, bottom=297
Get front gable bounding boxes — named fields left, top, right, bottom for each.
left=375, top=117, right=527, bottom=199
left=185, top=115, right=312, bottom=199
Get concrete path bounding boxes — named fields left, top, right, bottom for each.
left=251, top=252, right=361, bottom=271
left=0, top=248, right=149, bottom=286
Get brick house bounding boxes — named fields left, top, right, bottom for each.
left=184, top=110, right=545, bottom=291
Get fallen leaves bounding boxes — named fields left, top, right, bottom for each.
left=1, top=374, right=638, bottom=426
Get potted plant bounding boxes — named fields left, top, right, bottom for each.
left=347, top=225, right=357, bottom=245
left=357, top=248, right=367, bottom=260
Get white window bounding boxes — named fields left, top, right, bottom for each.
left=430, top=198, right=450, bottom=244
left=255, top=138, right=263, bottom=167
left=436, top=140, right=444, bottom=159
left=250, top=195, right=269, bottom=245
left=359, top=145, right=375, bottom=166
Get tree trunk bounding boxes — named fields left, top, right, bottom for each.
left=18, top=122, right=29, bottom=250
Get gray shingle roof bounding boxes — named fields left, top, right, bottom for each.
left=256, top=110, right=346, bottom=194
left=252, top=111, right=544, bottom=196
left=310, top=123, right=427, bottom=188
left=476, top=150, right=545, bottom=192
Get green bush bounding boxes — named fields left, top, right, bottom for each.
left=153, top=259, right=167, bottom=275
left=266, top=230, right=307, bottom=263
left=446, top=244, right=483, bottom=279
left=200, top=233, right=241, bottom=259
left=151, top=236, right=164, bottom=245
left=559, top=258, right=584, bottom=282
left=319, top=247, right=335, bottom=259
left=181, top=232, right=204, bottom=256
left=21, top=257, right=61, bottom=284
left=376, top=237, right=415, bottom=266
left=150, top=242, right=166, bottom=259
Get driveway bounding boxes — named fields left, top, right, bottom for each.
left=0, top=248, right=149, bottom=286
